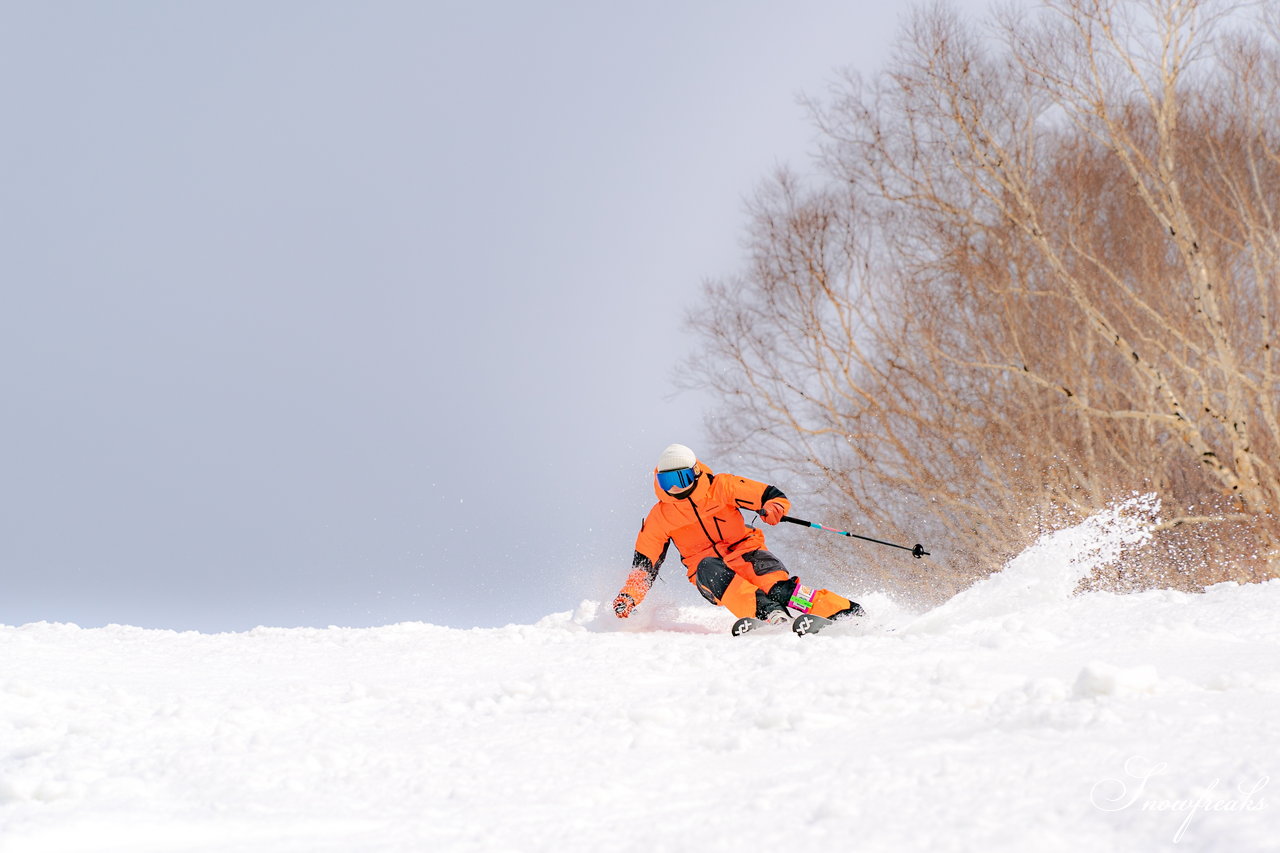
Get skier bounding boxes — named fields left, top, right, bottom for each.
left=612, top=444, right=863, bottom=624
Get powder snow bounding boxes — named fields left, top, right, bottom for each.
left=1, top=496, right=1277, bottom=852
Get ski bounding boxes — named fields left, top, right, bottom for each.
left=735, top=610, right=863, bottom=637
left=730, top=616, right=792, bottom=637
left=791, top=613, right=836, bottom=636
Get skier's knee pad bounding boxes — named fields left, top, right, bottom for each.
left=694, top=557, right=735, bottom=605
left=741, top=549, right=788, bottom=581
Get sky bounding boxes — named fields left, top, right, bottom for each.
left=2, top=0, right=993, bottom=632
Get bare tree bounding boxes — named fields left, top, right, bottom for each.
left=686, top=0, right=1279, bottom=600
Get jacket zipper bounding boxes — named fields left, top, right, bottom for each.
left=688, top=498, right=726, bottom=559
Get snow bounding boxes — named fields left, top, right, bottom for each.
left=2, top=497, right=1278, bottom=852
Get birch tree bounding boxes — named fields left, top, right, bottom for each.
left=689, top=0, right=1279, bottom=596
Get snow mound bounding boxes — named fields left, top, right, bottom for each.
left=905, top=493, right=1160, bottom=634
left=1072, top=661, right=1161, bottom=698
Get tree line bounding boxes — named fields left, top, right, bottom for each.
left=687, top=0, right=1280, bottom=600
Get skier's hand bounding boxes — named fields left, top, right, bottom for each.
left=758, top=500, right=786, bottom=525
left=613, top=593, right=637, bottom=618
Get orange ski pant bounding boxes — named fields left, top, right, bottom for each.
left=690, top=549, right=787, bottom=618
left=691, top=549, right=853, bottom=619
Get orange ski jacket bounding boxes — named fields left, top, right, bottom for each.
left=620, top=462, right=791, bottom=602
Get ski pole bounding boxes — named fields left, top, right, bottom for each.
left=779, top=515, right=930, bottom=559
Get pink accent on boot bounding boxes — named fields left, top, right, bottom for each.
left=788, top=583, right=817, bottom=614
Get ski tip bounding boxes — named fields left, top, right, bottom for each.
left=731, top=616, right=795, bottom=636
left=792, top=613, right=834, bottom=636
left=793, top=604, right=867, bottom=636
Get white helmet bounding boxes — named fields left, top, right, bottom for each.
left=656, top=443, right=696, bottom=472
left=655, top=444, right=699, bottom=493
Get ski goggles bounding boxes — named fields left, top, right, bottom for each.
left=656, top=466, right=698, bottom=493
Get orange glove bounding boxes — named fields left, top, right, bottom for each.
left=614, top=567, right=652, bottom=618
left=613, top=593, right=637, bottom=618
left=758, top=500, right=787, bottom=525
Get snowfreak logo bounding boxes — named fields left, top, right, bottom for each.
left=1090, top=755, right=1270, bottom=843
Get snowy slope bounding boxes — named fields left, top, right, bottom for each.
left=2, top=498, right=1278, bottom=852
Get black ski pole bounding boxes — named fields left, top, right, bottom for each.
left=779, top=515, right=930, bottom=559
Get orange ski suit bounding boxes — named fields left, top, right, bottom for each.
left=618, top=462, right=852, bottom=619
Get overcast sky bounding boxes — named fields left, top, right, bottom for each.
left=2, top=0, right=993, bottom=631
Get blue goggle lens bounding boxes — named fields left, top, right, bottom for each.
left=657, top=466, right=697, bottom=492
